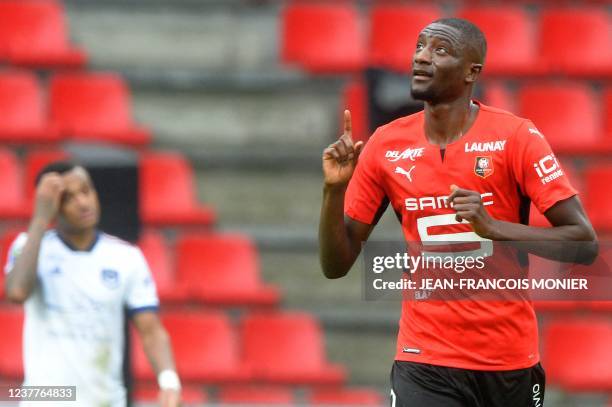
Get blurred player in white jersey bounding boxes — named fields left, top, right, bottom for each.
left=4, top=161, right=181, bottom=407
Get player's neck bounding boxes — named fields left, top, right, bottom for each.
left=423, top=97, right=477, bottom=148
left=57, top=228, right=98, bottom=251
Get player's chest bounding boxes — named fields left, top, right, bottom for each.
left=379, top=141, right=511, bottom=208
left=37, top=252, right=127, bottom=309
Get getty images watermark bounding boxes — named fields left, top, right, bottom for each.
left=362, top=240, right=610, bottom=302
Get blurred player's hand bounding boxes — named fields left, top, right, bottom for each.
left=449, top=184, right=497, bottom=239
left=34, top=172, right=65, bottom=224
left=322, top=110, right=364, bottom=188
left=159, top=389, right=180, bottom=407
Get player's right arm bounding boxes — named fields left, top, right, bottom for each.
left=5, top=173, right=64, bottom=303
left=319, top=110, right=373, bottom=279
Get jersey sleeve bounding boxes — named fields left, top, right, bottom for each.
left=4, top=233, right=28, bottom=275
left=125, top=247, right=159, bottom=316
left=344, top=131, right=388, bottom=224
left=508, top=120, right=577, bottom=214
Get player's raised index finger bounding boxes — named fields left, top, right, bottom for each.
left=343, top=109, right=352, bottom=135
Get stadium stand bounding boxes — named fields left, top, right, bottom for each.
left=281, top=2, right=365, bottom=73
left=139, top=152, right=216, bottom=227
left=458, top=6, right=538, bottom=76
left=368, top=5, right=442, bottom=73
left=241, top=312, right=346, bottom=385
left=0, top=71, right=59, bottom=144
left=175, top=233, right=280, bottom=306
left=0, top=149, right=27, bottom=219
left=518, top=83, right=602, bottom=153
left=584, top=164, right=612, bottom=232
left=0, top=0, right=86, bottom=68
left=133, top=383, right=208, bottom=405
left=540, top=8, right=612, bottom=76
left=49, top=73, right=150, bottom=146
left=341, top=79, right=369, bottom=144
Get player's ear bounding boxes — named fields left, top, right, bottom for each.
left=466, top=63, right=482, bottom=84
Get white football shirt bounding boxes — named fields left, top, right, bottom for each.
left=4, top=230, right=159, bottom=407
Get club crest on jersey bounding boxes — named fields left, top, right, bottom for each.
left=474, top=156, right=494, bottom=178
left=385, top=148, right=424, bottom=162
left=101, top=269, right=120, bottom=289
left=464, top=140, right=506, bottom=153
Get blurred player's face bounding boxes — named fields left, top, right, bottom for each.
left=57, top=167, right=100, bottom=233
left=411, top=23, right=470, bottom=103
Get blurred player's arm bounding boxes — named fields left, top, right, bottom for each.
left=319, top=110, right=372, bottom=279
left=132, top=311, right=181, bottom=407
left=5, top=173, right=64, bottom=303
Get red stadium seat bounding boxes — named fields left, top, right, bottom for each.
left=540, top=8, right=612, bottom=76
left=137, top=230, right=189, bottom=303
left=543, top=318, right=612, bottom=391
left=309, top=387, right=384, bottom=406
left=218, top=386, right=295, bottom=405
left=0, top=149, right=27, bottom=219
left=139, top=152, right=215, bottom=226
left=482, top=82, right=514, bottom=113
left=241, top=312, right=346, bottom=385
left=518, top=83, right=603, bottom=154
left=584, top=164, right=612, bottom=232
left=49, top=73, right=150, bottom=146
left=0, top=0, right=86, bottom=68
left=604, top=88, right=612, bottom=143
left=175, top=233, right=280, bottom=306
left=281, top=3, right=365, bottom=73
left=132, top=312, right=249, bottom=383
left=133, top=383, right=207, bottom=404
left=368, top=5, right=442, bottom=73
left=458, top=6, right=538, bottom=76
left=0, top=307, right=24, bottom=378
left=341, top=79, right=369, bottom=144
left=0, top=71, right=58, bottom=143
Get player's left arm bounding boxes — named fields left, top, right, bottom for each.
left=132, top=311, right=181, bottom=407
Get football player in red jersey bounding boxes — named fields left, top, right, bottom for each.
left=319, top=18, right=598, bottom=407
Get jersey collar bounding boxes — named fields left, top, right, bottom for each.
left=56, top=230, right=100, bottom=252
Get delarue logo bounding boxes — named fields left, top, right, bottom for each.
left=385, top=148, right=424, bottom=162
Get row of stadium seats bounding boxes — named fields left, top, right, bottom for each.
left=0, top=308, right=345, bottom=385
left=343, top=79, right=612, bottom=154
left=0, top=149, right=215, bottom=226
left=0, top=0, right=86, bottom=68
left=282, top=3, right=612, bottom=76
left=0, top=71, right=149, bottom=146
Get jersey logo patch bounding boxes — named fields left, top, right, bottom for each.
left=474, top=156, right=494, bottom=178
left=101, top=269, right=120, bottom=289
left=394, top=165, right=415, bottom=182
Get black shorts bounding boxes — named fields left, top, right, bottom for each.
left=390, top=361, right=546, bottom=407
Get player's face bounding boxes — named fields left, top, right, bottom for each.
left=58, top=167, right=100, bottom=233
left=411, top=23, right=470, bottom=103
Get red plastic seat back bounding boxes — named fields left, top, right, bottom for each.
left=132, top=312, right=240, bottom=380
left=219, top=386, right=295, bottom=405
left=0, top=71, right=45, bottom=132
left=543, top=319, right=612, bottom=391
left=176, top=233, right=260, bottom=291
left=281, top=3, right=365, bottom=73
left=0, top=149, right=24, bottom=212
left=0, top=307, right=24, bottom=378
left=50, top=73, right=133, bottom=135
left=241, top=313, right=326, bottom=372
left=540, top=8, right=612, bottom=75
left=137, top=230, right=173, bottom=294
left=310, top=388, right=384, bottom=406
left=368, top=5, right=442, bottom=73
left=0, top=0, right=73, bottom=56
left=518, top=84, right=599, bottom=150
left=459, top=7, right=536, bottom=75
left=584, top=164, right=612, bottom=232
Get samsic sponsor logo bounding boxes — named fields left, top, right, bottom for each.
left=405, top=192, right=494, bottom=211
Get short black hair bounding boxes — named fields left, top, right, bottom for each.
left=35, top=161, right=80, bottom=186
left=433, top=17, right=487, bottom=64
